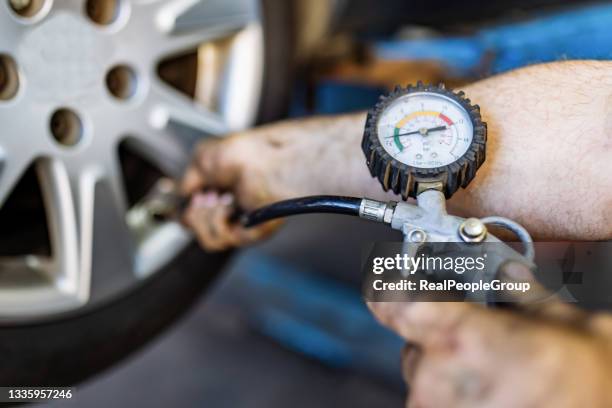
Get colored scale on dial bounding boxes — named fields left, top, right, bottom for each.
left=392, top=110, right=454, bottom=151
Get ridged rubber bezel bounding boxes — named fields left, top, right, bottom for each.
left=362, top=82, right=487, bottom=199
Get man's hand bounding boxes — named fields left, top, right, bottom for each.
left=180, top=114, right=376, bottom=251
left=369, top=263, right=612, bottom=407
left=180, top=131, right=284, bottom=251
left=181, top=61, right=612, bottom=251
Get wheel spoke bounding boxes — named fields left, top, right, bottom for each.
left=0, top=160, right=82, bottom=315
left=88, top=188, right=139, bottom=300
left=101, top=149, right=130, bottom=218
left=62, top=151, right=138, bottom=302
left=122, top=131, right=187, bottom=179
left=149, top=78, right=229, bottom=135
left=152, top=0, right=258, bottom=58
left=111, top=99, right=194, bottom=178
left=36, top=159, right=82, bottom=298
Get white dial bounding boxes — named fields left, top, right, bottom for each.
left=376, top=92, right=474, bottom=168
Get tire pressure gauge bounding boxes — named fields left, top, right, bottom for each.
left=362, top=82, right=487, bottom=199
left=144, top=79, right=534, bottom=294
left=217, top=82, right=534, bottom=303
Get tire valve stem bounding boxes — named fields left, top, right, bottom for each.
left=127, top=178, right=187, bottom=230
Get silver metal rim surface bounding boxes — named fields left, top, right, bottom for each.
left=0, top=0, right=264, bottom=321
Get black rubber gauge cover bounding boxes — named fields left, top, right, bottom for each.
left=362, top=82, right=487, bottom=199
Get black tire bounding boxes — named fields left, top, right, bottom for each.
left=257, top=0, right=296, bottom=124
left=0, top=245, right=230, bottom=386
left=0, top=0, right=293, bottom=387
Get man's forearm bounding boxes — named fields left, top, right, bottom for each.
left=260, top=61, right=611, bottom=239
left=454, top=61, right=612, bottom=239
left=254, top=113, right=384, bottom=199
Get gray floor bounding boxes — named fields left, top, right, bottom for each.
left=41, top=215, right=405, bottom=408
left=42, top=294, right=401, bottom=407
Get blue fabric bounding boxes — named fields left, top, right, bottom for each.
left=375, top=37, right=484, bottom=75
left=227, top=252, right=404, bottom=383
left=374, top=3, right=612, bottom=75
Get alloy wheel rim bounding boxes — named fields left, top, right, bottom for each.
left=0, top=0, right=263, bottom=321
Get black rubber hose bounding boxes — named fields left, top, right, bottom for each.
left=241, top=195, right=362, bottom=228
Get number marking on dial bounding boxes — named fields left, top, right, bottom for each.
left=377, top=92, right=474, bottom=169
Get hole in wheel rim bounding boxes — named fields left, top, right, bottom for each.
left=0, top=162, right=52, bottom=257
left=8, top=0, right=48, bottom=18
left=0, top=54, right=19, bottom=101
left=106, top=65, right=138, bottom=100
left=50, top=109, right=83, bottom=147
left=85, top=0, right=121, bottom=25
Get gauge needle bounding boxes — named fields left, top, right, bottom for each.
left=385, top=125, right=447, bottom=138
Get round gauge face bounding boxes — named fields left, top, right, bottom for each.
left=376, top=92, right=474, bottom=169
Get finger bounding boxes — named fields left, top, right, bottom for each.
left=184, top=192, right=275, bottom=251
left=183, top=193, right=233, bottom=251
left=368, top=301, right=482, bottom=349
left=234, top=218, right=284, bottom=245
left=180, top=164, right=205, bottom=196
left=193, top=139, right=240, bottom=188
left=588, top=312, right=612, bottom=337
left=206, top=194, right=243, bottom=248
left=180, top=139, right=241, bottom=196
left=498, top=261, right=588, bottom=325
left=401, top=343, right=422, bottom=386
left=204, top=193, right=281, bottom=249
left=183, top=194, right=219, bottom=251
left=180, top=140, right=222, bottom=196
left=407, top=353, right=492, bottom=408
